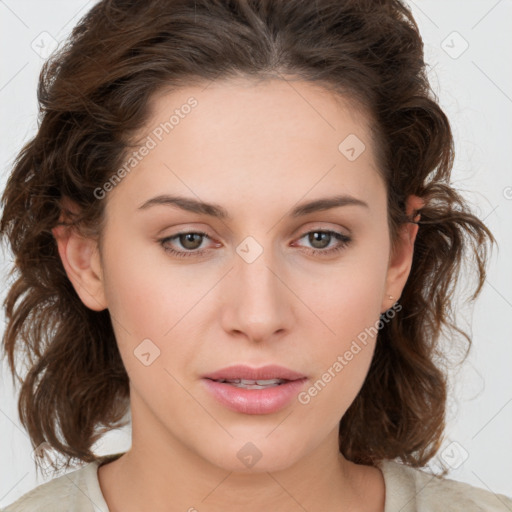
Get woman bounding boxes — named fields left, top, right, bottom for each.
left=1, top=0, right=510, bottom=510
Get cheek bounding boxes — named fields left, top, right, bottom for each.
left=301, top=247, right=388, bottom=345
left=100, top=246, right=203, bottom=421
left=295, top=290, right=379, bottom=434
left=293, top=244, right=389, bottom=412
left=102, top=237, right=203, bottom=339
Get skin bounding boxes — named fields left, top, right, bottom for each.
left=53, top=78, right=420, bottom=512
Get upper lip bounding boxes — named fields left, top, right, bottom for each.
left=202, top=365, right=307, bottom=381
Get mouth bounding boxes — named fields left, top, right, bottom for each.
left=201, top=365, right=308, bottom=414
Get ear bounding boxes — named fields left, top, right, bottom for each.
left=52, top=199, right=107, bottom=311
left=381, top=195, right=424, bottom=313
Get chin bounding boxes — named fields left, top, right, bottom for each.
left=200, top=434, right=306, bottom=474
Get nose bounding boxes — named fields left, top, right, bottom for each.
left=219, top=243, right=294, bottom=343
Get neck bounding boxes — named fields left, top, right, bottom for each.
left=98, top=398, right=384, bottom=512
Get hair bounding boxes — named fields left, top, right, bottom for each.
left=0, top=0, right=495, bottom=475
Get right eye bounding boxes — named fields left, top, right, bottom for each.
left=159, top=231, right=215, bottom=258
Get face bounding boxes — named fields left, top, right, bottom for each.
left=60, top=78, right=415, bottom=473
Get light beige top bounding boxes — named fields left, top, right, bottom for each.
left=2, top=453, right=511, bottom=511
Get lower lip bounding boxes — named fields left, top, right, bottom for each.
left=201, top=378, right=308, bottom=415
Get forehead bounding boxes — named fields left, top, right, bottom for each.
left=108, top=77, right=384, bottom=215
left=142, top=76, right=373, bottom=147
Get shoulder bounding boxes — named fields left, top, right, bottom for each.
left=379, top=459, right=512, bottom=512
left=1, top=456, right=114, bottom=512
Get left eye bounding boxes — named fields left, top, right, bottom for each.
left=293, top=230, right=352, bottom=256
left=159, top=229, right=352, bottom=258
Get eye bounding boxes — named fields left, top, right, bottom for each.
left=159, top=231, right=214, bottom=258
left=293, top=229, right=352, bottom=256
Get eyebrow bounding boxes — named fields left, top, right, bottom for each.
left=137, top=194, right=369, bottom=219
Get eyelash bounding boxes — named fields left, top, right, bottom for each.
left=159, top=229, right=352, bottom=258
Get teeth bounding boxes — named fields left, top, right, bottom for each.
left=253, top=379, right=284, bottom=386
left=215, top=378, right=287, bottom=388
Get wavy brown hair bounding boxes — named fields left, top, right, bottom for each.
left=0, top=0, right=495, bottom=474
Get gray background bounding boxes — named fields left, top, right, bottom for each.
left=1, top=0, right=511, bottom=505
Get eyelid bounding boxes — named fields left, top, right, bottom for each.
left=294, top=222, right=351, bottom=237
left=159, top=222, right=350, bottom=245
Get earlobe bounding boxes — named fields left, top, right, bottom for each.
left=52, top=223, right=107, bottom=312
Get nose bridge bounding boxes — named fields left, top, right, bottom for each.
left=222, top=236, right=290, bottom=340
